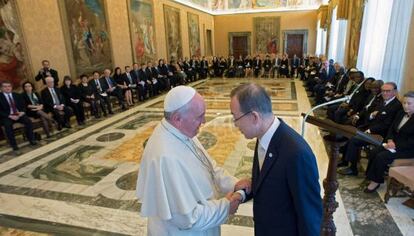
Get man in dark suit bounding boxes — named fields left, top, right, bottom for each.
left=364, top=91, right=414, bottom=193
left=271, top=54, right=281, bottom=78
left=290, top=54, right=301, bottom=78
left=230, top=83, right=322, bottom=236
left=89, top=71, right=112, bottom=115
left=0, top=81, right=37, bottom=152
left=35, top=60, right=59, bottom=86
left=338, top=82, right=402, bottom=175
left=100, top=68, right=127, bottom=110
left=252, top=55, right=262, bottom=78
left=41, top=77, right=73, bottom=130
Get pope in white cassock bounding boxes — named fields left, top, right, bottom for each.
left=136, top=86, right=250, bottom=236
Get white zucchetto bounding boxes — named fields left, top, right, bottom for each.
left=164, top=86, right=196, bottom=112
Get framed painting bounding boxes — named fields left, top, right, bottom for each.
left=187, top=12, right=200, bottom=57
left=128, top=0, right=156, bottom=64
left=0, top=0, right=32, bottom=89
left=253, top=16, right=280, bottom=55
left=60, top=0, right=112, bottom=76
left=163, top=5, right=182, bottom=60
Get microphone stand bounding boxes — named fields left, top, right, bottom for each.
left=301, top=78, right=367, bottom=136
left=301, top=96, right=349, bottom=136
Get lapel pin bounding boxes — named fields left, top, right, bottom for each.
left=269, top=153, right=273, bottom=158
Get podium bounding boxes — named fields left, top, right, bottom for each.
left=301, top=114, right=382, bottom=236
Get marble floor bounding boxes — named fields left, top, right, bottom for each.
left=0, top=78, right=412, bottom=235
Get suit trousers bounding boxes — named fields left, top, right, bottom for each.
left=1, top=115, right=35, bottom=149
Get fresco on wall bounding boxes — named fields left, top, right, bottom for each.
left=254, top=16, right=280, bottom=54
left=187, top=13, right=201, bottom=57
left=190, top=0, right=209, bottom=8
left=228, top=0, right=252, bottom=9
left=63, top=0, right=112, bottom=75
left=211, top=0, right=225, bottom=10
left=129, top=0, right=156, bottom=64
left=174, top=0, right=322, bottom=11
left=0, top=0, right=31, bottom=89
left=163, top=5, right=182, bottom=60
left=254, top=0, right=276, bottom=8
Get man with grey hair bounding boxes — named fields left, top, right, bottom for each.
left=230, top=83, right=322, bottom=235
left=41, top=76, right=73, bottom=130
left=136, top=86, right=250, bottom=235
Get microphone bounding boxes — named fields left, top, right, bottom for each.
left=301, top=78, right=368, bottom=136
left=301, top=95, right=349, bottom=136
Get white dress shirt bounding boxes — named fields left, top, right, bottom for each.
left=258, top=117, right=280, bottom=170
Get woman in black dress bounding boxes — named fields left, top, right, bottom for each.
left=61, top=76, right=86, bottom=125
left=21, top=81, right=55, bottom=138
left=113, top=67, right=133, bottom=107
left=78, top=74, right=101, bottom=118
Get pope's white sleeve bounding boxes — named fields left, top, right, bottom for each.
left=168, top=198, right=230, bottom=231
left=212, top=162, right=238, bottom=194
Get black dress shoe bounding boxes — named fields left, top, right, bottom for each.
left=337, top=167, right=358, bottom=176
left=30, top=140, right=38, bottom=146
left=364, top=184, right=380, bottom=193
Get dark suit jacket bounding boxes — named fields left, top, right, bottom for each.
left=385, top=110, right=414, bottom=157
left=35, top=68, right=59, bottom=85
left=100, top=76, right=118, bottom=92
left=21, top=92, right=44, bottom=117
left=364, top=97, right=402, bottom=137
left=40, top=87, right=66, bottom=113
left=253, top=59, right=262, bottom=69
left=245, top=119, right=322, bottom=236
left=0, top=92, right=27, bottom=119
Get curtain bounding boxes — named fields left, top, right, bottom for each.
left=315, top=19, right=327, bottom=56
left=356, top=0, right=394, bottom=79
left=381, top=0, right=414, bottom=88
left=327, top=7, right=347, bottom=64
left=347, top=0, right=365, bottom=68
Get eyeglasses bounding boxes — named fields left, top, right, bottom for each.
left=381, top=89, right=395, bottom=93
left=232, top=111, right=252, bottom=122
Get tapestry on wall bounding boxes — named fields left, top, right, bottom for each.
left=62, top=0, right=112, bottom=75
left=253, top=16, right=280, bottom=55
left=0, top=0, right=31, bottom=89
left=129, top=0, right=156, bottom=64
left=163, top=5, right=182, bottom=60
left=187, top=12, right=201, bottom=57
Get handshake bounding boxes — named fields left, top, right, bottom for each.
left=226, top=179, right=251, bottom=215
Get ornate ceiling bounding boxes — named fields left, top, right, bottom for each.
left=172, top=0, right=324, bottom=14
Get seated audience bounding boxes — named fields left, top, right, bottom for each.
left=89, top=71, right=113, bottom=115
left=79, top=74, right=101, bottom=118
left=60, top=76, right=86, bottom=126
left=337, top=82, right=402, bottom=175
left=41, top=76, right=73, bottom=130
left=113, top=67, right=133, bottom=107
left=0, top=81, right=37, bottom=151
left=100, top=69, right=127, bottom=110
left=22, top=81, right=55, bottom=138
left=364, top=91, right=414, bottom=193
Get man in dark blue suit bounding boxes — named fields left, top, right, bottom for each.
left=230, top=83, right=322, bottom=236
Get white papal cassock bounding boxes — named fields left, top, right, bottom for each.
left=136, top=119, right=238, bottom=236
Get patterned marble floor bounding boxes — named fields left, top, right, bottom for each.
left=0, top=78, right=412, bottom=235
